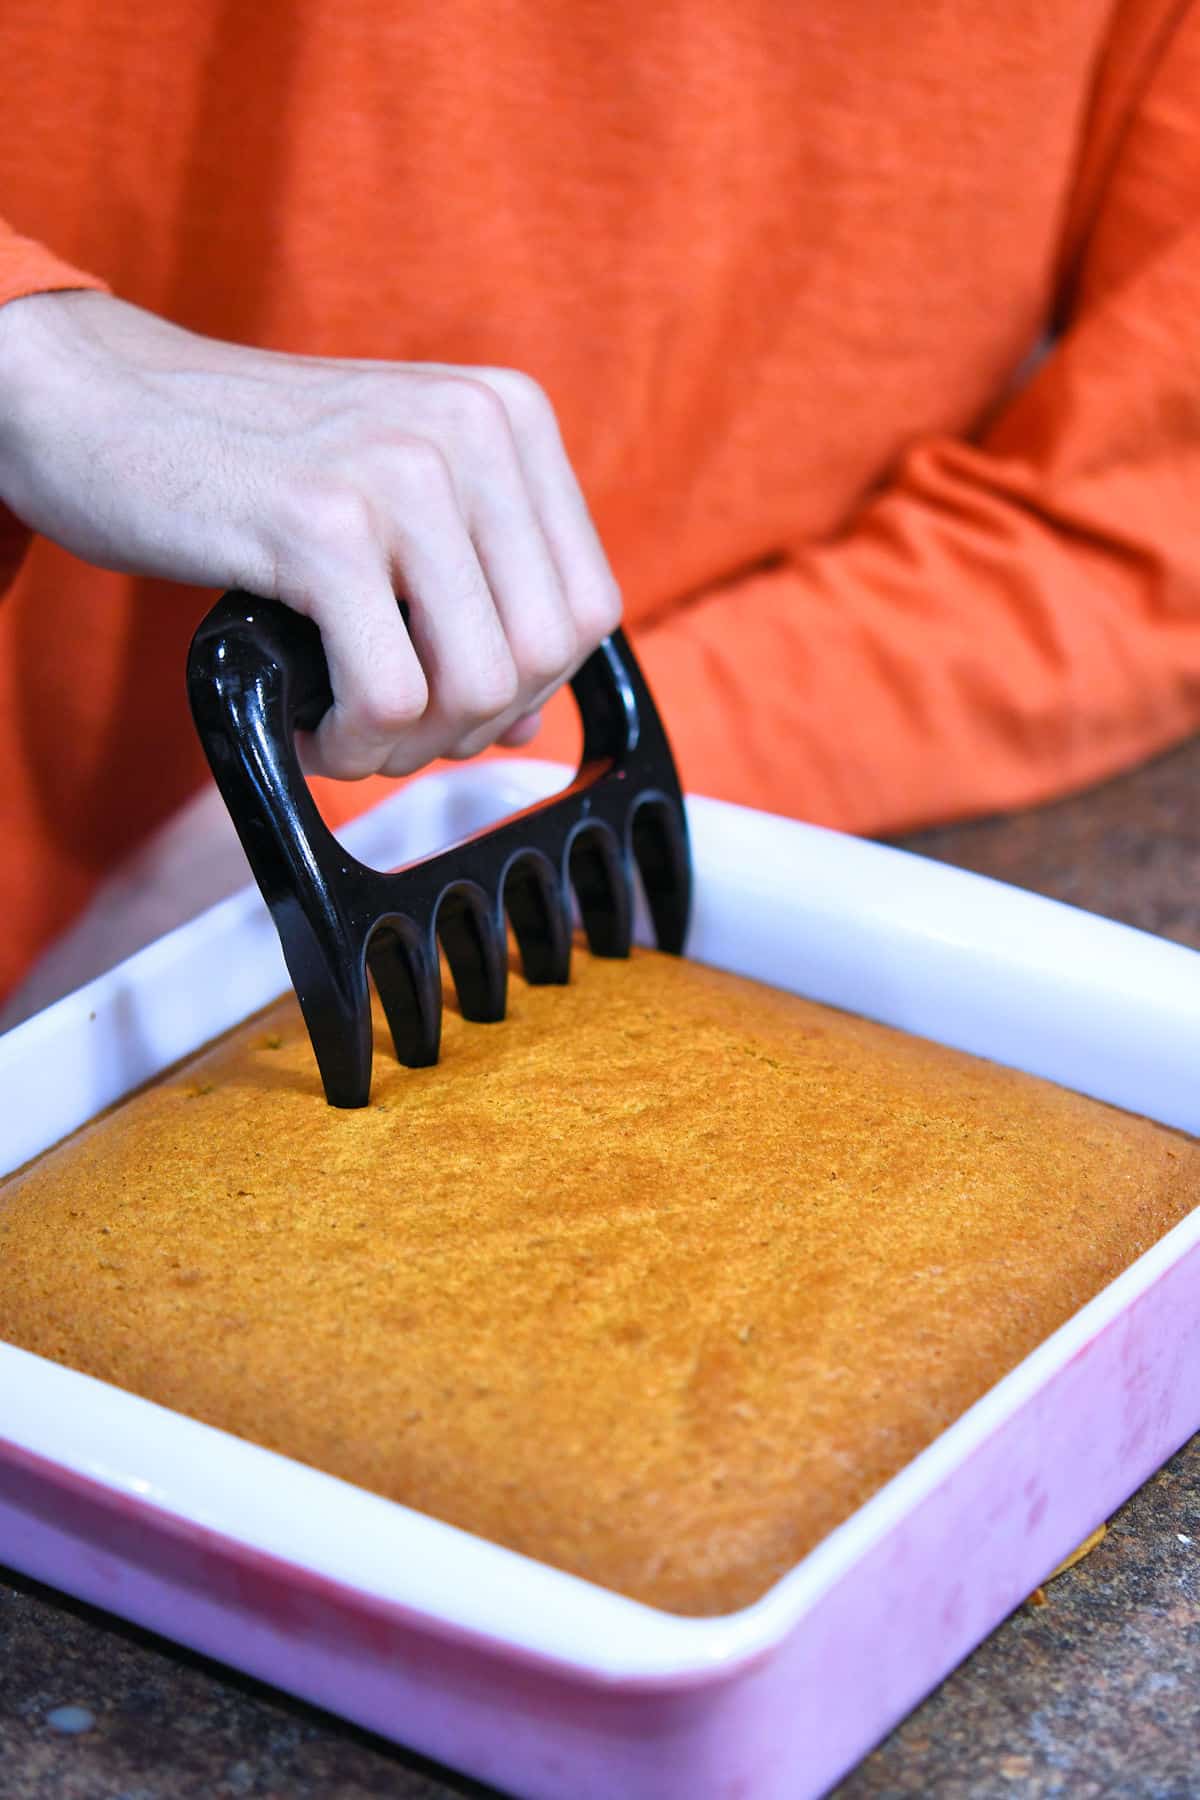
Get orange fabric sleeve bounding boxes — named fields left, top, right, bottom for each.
left=629, top=6, right=1200, bottom=835
left=0, top=220, right=105, bottom=311
left=0, top=219, right=108, bottom=592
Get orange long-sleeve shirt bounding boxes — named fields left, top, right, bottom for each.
left=2, top=0, right=1199, bottom=1000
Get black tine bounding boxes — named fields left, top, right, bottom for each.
left=188, top=597, right=692, bottom=1106
left=294, top=952, right=375, bottom=1110
left=568, top=823, right=633, bottom=959
left=367, top=923, right=442, bottom=1069
left=436, top=886, right=508, bottom=1023
left=630, top=797, right=692, bottom=956
left=502, top=852, right=572, bottom=985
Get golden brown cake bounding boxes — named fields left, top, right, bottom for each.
left=1, top=951, right=1196, bottom=1615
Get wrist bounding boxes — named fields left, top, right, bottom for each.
left=0, top=290, right=92, bottom=496
left=0, top=286, right=77, bottom=369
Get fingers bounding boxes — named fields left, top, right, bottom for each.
left=390, top=368, right=620, bottom=767
left=296, top=558, right=428, bottom=779
left=438, top=379, right=578, bottom=699
left=294, top=444, right=519, bottom=780
left=272, top=366, right=620, bottom=779
left=373, top=441, right=522, bottom=776
left=471, top=368, right=623, bottom=646
left=495, top=710, right=543, bottom=749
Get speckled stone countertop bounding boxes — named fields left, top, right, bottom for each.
left=4, top=740, right=1200, bottom=1799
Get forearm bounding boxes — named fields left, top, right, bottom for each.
left=635, top=13, right=1200, bottom=838
left=0, top=224, right=109, bottom=591
left=632, top=437, right=1200, bottom=835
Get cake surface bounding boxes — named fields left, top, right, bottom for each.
left=1, top=951, right=1196, bottom=1615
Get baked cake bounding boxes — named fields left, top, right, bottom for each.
left=1, top=951, right=1195, bottom=1614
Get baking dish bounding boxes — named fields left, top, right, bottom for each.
left=2, top=761, right=1199, bottom=1800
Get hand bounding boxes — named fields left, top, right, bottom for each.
left=0, top=291, right=621, bottom=777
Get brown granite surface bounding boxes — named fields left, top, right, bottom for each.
left=4, top=736, right=1200, bottom=1799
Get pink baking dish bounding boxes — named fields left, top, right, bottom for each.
left=3, top=762, right=1199, bottom=1800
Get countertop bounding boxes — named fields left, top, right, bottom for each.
left=4, top=739, right=1200, bottom=1799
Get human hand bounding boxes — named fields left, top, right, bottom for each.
left=0, top=291, right=620, bottom=776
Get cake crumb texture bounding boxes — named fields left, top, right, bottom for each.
left=1, top=950, right=1196, bottom=1615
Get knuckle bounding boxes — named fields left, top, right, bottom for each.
left=445, top=718, right=506, bottom=761
left=392, top=434, right=454, bottom=501
left=291, top=484, right=375, bottom=564
left=574, top=573, right=623, bottom=642
left=445, top=738, right=486, bottom=763
left=379, top=742, right=428, bottom=779
left=513, top=624, right=577, bottom=692
left=355, top=672, right=429, bottom=738
left=445, top=651, right=520, bottom=727
left=487, top=367, right=555, bottom=431
left=323, top=750, right=380, bottom=781
left=311, top=728, right=383, bottom=782
left=440, top=375, right=511, bottom=441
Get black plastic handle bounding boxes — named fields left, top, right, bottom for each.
left=187, top=593, right=692, bottom=1105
